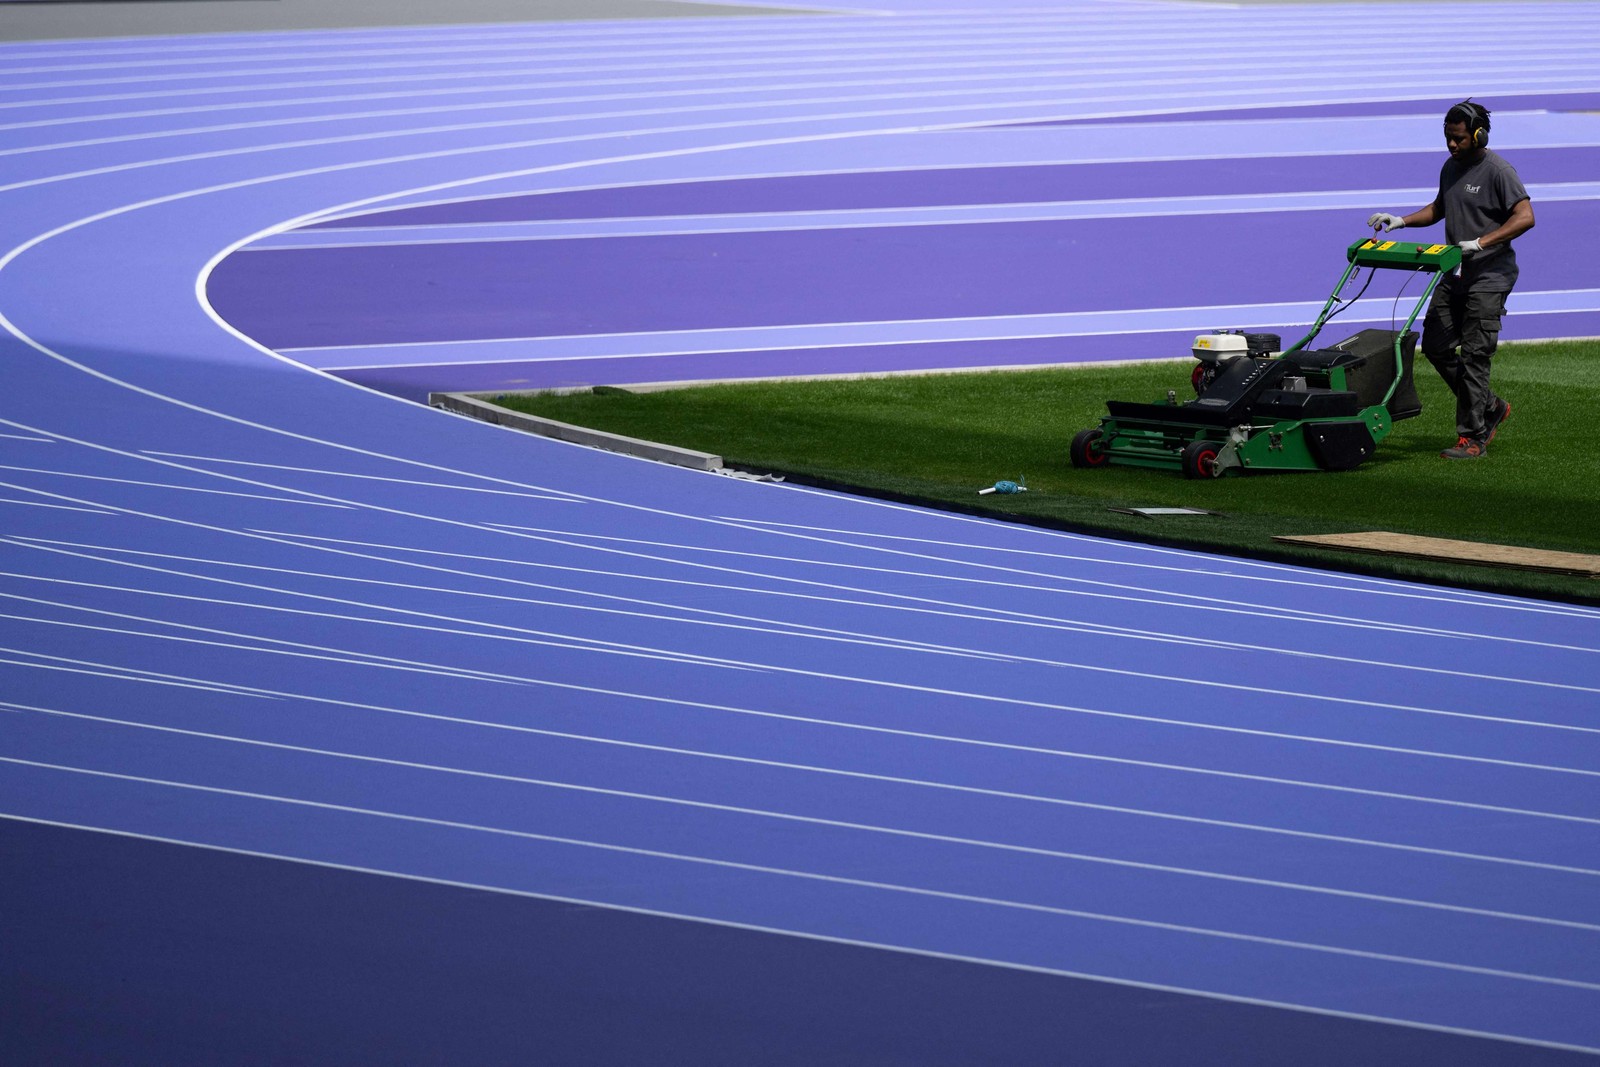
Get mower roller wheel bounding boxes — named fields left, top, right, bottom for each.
left=1070, top=428, right=1108, bottom=469
left=1181, top=438, right=1221, bottom=479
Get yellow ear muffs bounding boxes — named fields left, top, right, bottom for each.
left=1457, top=100, right=1489, bottom=148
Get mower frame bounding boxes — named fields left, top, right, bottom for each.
left=1070, top=238, right=1461, bottom=478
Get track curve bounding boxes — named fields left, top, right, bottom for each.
left=5, top=5, right=1600, bottom=1062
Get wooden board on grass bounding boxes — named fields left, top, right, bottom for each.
left=1273, top=531, right=1600, bottom=577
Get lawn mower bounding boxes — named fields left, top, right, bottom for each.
left=1069, top=237, right=1460, bottom=478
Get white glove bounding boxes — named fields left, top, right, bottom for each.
left=1458, top=238, right=1483, bottom=253
left=1367, top=212, right=1405, bottom=232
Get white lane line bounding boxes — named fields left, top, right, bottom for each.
left=0, top=650, right=276, bottom=699
left=0, top=409, right=1574, bottom=726
left=23, top=525, right=1600, bottom=738
left=21, top=700, right=1600, bottom=934
left=0, top=564, right=763, bottom=675
left=764, top=485, right=1600, bottom=621
left=0, top=82, right=1258, bottom=194
left=6, top=67, right=1160, bottom=155
left=139, top=451, right=584, bottom=501
left=0, top=413, right=1095, bottom=666
left=0, top=451, right=398, bottom=519
left=0, top=497, right=116, bottom=515
left=8, top=10, right=1598, bottom=94
left=9, top=28, right=1296, bottom=91
left=0, top=432, right=52, bottom=443
left=10, top=67, right=1600, bottom=196
left=0, top=618, right=537, bottom=691
left=245, top=527, right=1466, bottom=651
left=0, top=463, right=355, bottom=508
left=0, top=48, right=1472, bottom=133
left=243, top=182, right=1600, bottom=247
left=7, top=755, right=1600, bottom=997
left=288, top=135, right=1591, bottom=230
left=1, top=815, right=1591, bottom=1062
left=1, top=418, right=1296, bottom=662
left=11, top=536, right=1209, bottom=660
left=723, top=518, right=1600, bottom=626
left=11, top=22, right=1154, bottom=76
left=31, top=26, right=1585, bottom=97
left=0, top=650, right=281, bottom=698
left=689, top=507, right=1589, bottom=641
left=0, top=51, right=1192, bottom=116
left=6, top=526, right=1022, bottom=669
left=42, top=531, right=1600, bottom=702
left=4, top=642, right=1593, bottom=876
left=8, top=46, right=1593, bottom=147
left=300, top=289, right=1600, bottom=368
left=139, top=529, right=1290, bottom=648
left=484, top=523, right=1468, bottom=640
left=486, top=523, right=1600, bottom=659
left=8, top=22, right=1592, bottom=123
left=10, top=572, right=1600, bottom=803
left=4, top=539, right=1036, bottom=667
left=0, top=404, right=1464, bottom=657
left=12, top=26, right=1596, bottom=94
left=0, top=618, right=539, bottom=689
left=9, top=39, right=1594, bottom=155
left=22, top=532, right=1311, bottom=656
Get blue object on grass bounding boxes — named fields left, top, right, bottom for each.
left=979, top=477, right=1027, bottom=495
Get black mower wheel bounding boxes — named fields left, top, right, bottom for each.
left=1181, top=439, right=1221, bottom=479
left=1070, top=428, right=1108, bottom=469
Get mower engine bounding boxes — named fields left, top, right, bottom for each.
left=1190, top=330, right=1280, bottom=393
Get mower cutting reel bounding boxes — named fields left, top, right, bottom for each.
left=1069, top=238, right=1459, bottom=477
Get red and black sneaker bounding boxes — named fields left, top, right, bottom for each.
left=1441, top=436, right=1487, bottom=459
left=1485, top=398, right=1512, bottom=443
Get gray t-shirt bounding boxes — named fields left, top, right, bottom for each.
left=1432, top=148, right=1530, bottom=290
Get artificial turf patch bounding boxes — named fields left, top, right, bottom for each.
left=489, top=340, right=1600, bottom=603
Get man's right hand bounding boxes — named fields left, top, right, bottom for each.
left=1366, top=212, right=1405, bottom=232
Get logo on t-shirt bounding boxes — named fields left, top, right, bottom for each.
left=1466, top=184, right=1482, bottom=193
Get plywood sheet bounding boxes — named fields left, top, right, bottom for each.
left=1273, top=531, right=1600, bottom=577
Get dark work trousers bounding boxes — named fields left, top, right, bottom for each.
left=1421, top=275, right=1509, bottom=440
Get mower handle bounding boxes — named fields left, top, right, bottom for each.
left=1281, top=237, right=1453, bottom=362
left=1346, top=237, right=1463, bottom=273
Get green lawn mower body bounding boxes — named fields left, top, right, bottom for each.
left=1070, top=238, right=1461, bottom=478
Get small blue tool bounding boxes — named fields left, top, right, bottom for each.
left=978, top=477, right=1027, bottom=495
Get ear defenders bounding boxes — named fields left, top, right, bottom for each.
left=1452, top=99, right=1489, bottom=148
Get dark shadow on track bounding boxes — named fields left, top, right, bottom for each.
left=4, top=819, right=1591, bottom=1067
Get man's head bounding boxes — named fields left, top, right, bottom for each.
left=1445, top=99, right=1490, bottom=160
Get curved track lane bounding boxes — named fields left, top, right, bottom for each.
left=4, top=4, right=1600, bottom=1063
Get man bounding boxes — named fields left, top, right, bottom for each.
left=1368, top=100, right=1535, bottom=459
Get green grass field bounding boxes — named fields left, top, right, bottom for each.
left=491, top=339, right=1600, bottom=603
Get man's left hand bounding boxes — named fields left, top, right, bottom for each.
left=1458, top=238, right=1483, bottom=252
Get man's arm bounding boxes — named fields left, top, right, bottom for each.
left=1398, top=202, right=1441, bottom=229
left=1366, top=201, right=1439, bottom=232
left=1369, top=201, right=1441, bottom=232
left=1475, top=197, right=1535, bottom=250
